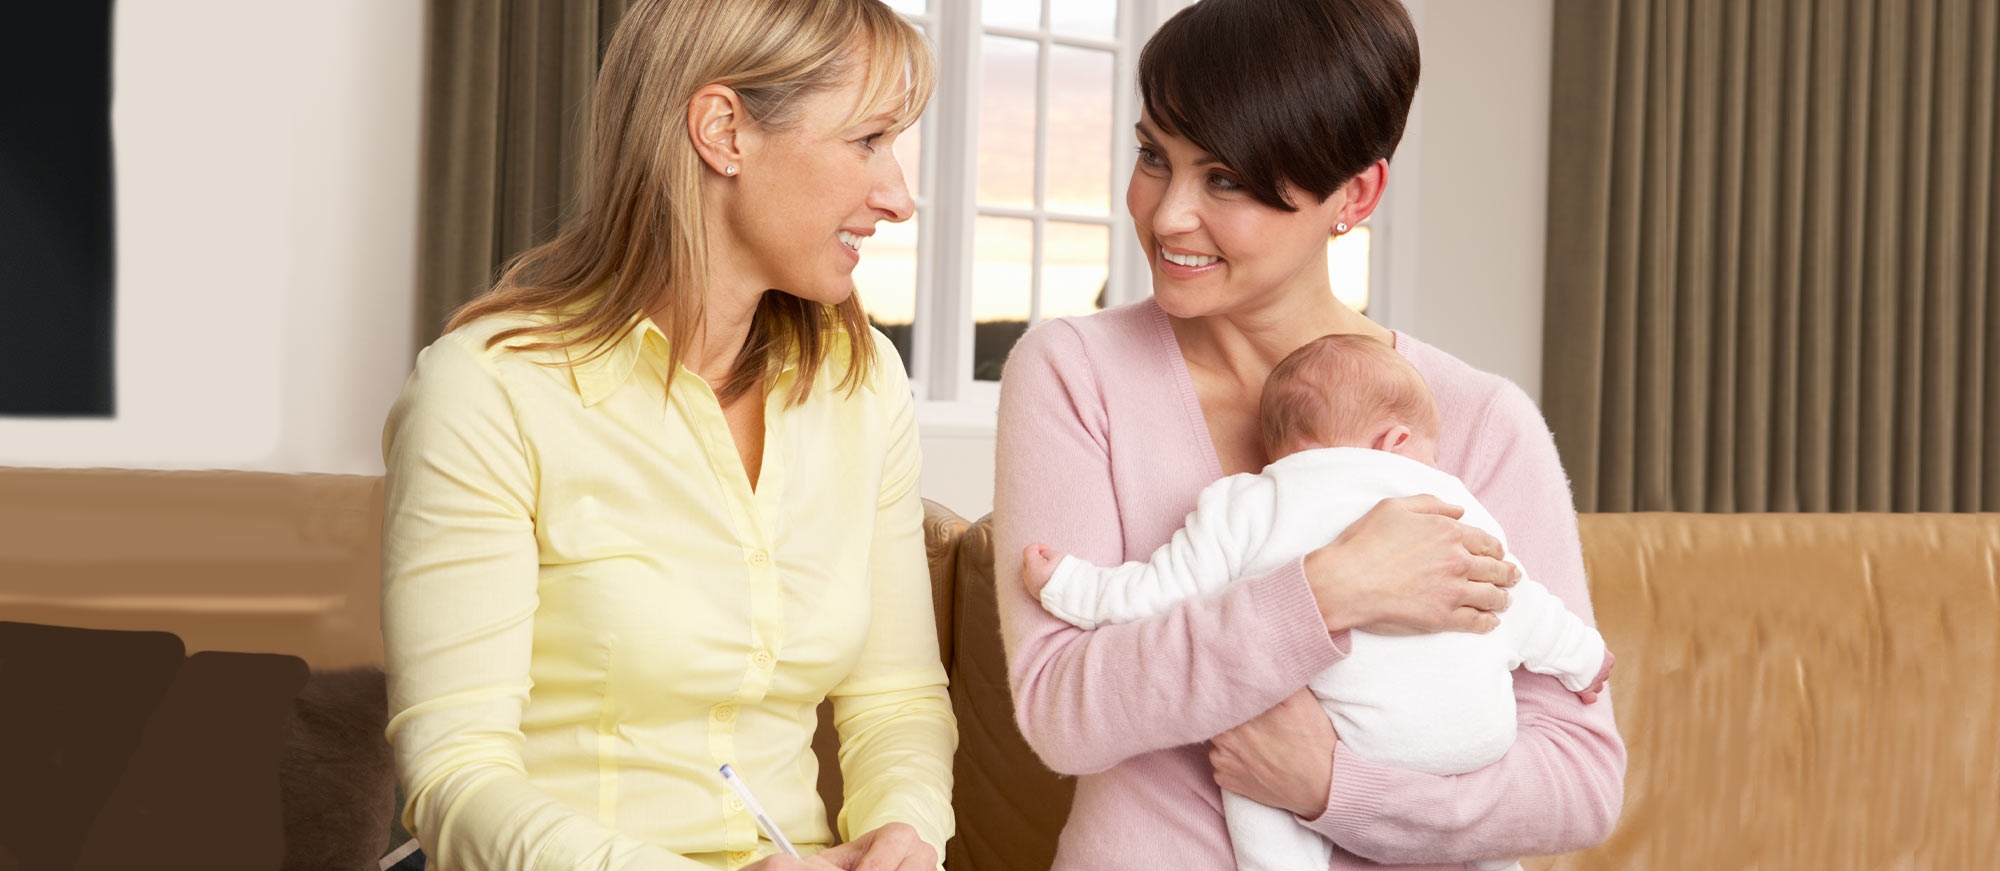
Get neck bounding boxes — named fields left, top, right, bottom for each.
left=1169, top=286, right=1390, bottom=386
left=676, top=205, right=771, bottom=387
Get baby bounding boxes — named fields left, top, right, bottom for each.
left=1022, top=333, right=1614, bottom=871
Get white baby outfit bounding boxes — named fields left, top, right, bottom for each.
left=1040, top=448, right=1606, bottom=871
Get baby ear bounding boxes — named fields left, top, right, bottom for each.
left=1374, top=424, right=1413, bottom=453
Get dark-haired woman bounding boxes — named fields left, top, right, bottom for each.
left=992, top=1, right=1625, bottom=868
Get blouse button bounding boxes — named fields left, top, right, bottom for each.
left=728, top=794, right=746, bottom=812
left=748, top=549, right=771, bottom=567
left=713, top=704, right=737, bottom=724
left=728, top=849, right=756, bottom=866
left=751, top=650, right=774, bottom=669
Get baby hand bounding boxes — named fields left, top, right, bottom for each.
left=1577, top=649, right=1615, bottom=704
left=1021, top=544, right=1066, bottom=597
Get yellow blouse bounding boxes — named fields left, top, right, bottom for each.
left=380, top=312, right=956, bottom=871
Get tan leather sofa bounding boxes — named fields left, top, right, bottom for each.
left=5, top=466, right=1996, bottom=869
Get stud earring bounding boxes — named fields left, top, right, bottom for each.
left=1335, top=222, right=1349, bottom=233
left=724, top=165, right=738, bottom=176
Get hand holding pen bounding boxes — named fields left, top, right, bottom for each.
left=719, top=765, right=936, bottom=871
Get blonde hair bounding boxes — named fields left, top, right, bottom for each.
left=447, top=0, right=935, bottom=406
left=1259, top=333, right=1439, bottom=457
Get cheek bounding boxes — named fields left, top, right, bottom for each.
left=1125, top=172, right=1158, bottom=230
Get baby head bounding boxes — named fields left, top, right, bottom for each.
left=1259, top=333, right=1441, bottom=466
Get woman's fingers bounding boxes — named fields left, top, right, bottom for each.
left=1457, top=523, right=1509, bottom=563
left=1392, top=492, right=1466, bottom=520
left=1461, top=578, right=1511, bottom=614
left=1443, top=604, right=1502, bottom=634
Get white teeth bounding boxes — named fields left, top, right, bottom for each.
left=838, top=231, right=864, bottom=251
left=1163, top=251, right=1218, bottom=268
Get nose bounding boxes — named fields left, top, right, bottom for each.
left=870, top=156, right=915, bottom=223
left=1148, top=175, right=1202, bottom=238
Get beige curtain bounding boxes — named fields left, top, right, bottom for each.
left=1544, top=0, right=2000, bottom=512
left=416, top=0, right=633, bottom=345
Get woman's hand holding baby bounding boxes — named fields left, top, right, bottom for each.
left=1303, top=494, right=1519, bottom=636
left=1210, top=689, right=1337, bottom=819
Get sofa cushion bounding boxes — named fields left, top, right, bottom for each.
left=0, top=622, right=187, bottom=870
left=279, top=667, right=396, bottom=871
left=1550, top=512, right=2000, bottom=869
left=0, top=622, right=308, bottom=871
left=74, top=650, right=307, bottom=871
left=944, top=516, right=1073, bottom=871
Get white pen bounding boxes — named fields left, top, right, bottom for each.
left=719, top=764, right=802, bottom=859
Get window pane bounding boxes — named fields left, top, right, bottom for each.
left=1041, top=222, right=1109, bottom=320
left=982, top=0, right=1041, bottom=30
left=886, top=0, right=927, bottom=14
left=1050, top=0, right=1117, bottom=40
left=1329, top=226, right=1370, bottom=313
left=857, top=217, right=920, bottom=371
left=978, top=36, right=1038, bottom=209
left=973, top=216, right=1033, bottom=381
left=1045, top=47, right=1113, bottom=215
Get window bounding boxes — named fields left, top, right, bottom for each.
left=861, top=0, right=1130, bottom=419
left=866, top=0, right=1388, bottom=428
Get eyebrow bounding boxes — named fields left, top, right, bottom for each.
left=1134, top=120, right=1222, bottom=167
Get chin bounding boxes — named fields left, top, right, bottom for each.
left=786, top=283, right=856, bottom=309
left=1149, top=278, right=1226, bottom=320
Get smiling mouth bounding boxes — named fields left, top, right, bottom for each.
left=1162, top=250, right=1219, bottom=268
left=838, top=231, right=866, bottom=252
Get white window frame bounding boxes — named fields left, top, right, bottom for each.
left=898, top=0, right=1411, bottom=434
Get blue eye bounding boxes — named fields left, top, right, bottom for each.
left=1208, top=172, right=1242, bottom=192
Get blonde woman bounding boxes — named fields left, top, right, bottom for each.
left=380, top=2, right=952, bottom=869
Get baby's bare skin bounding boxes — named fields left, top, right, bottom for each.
left=1021, top=544, right=1062, bottom=597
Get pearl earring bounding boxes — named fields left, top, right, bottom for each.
left=1335, top=222, right=1349, bottom=233
left=724, top=165, right=738, bottom=176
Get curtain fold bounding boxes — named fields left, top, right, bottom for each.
left=415, top=0, right=633, bottom=345
left=1544, top=0, right=2000, bottom=512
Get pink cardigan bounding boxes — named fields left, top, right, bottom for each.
left=992, top=300, right=1625, bottom=869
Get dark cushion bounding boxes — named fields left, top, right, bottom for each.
left=0, top=622, right=307, bottom=871
left=279, top=667, right=396, bottom=871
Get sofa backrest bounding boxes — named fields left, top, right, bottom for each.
left=938, top=509, right=2000, bottom=870
left=0, top=467, right=384, bottom=670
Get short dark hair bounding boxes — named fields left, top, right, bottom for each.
left=1138, top=0, right=1420, bottom=212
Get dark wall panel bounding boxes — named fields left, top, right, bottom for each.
left=1, top=1, right=116, bottom=415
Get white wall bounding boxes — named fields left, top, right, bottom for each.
left=0, top=0, right=425, bottom=474
left=1394, top=0, right=1554, bottom=401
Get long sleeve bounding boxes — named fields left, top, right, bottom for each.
left=994, top=322, right=1345, bottom=776
left=1303, top=380, right=1626, bottom=864
left=827, top=339, right=957, bottom=865
left=380, top=335, right=704, bottom=871
left=1500, top=579, right=1609, bottom=692
left=1038, top=473, right=1277, bottom=630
